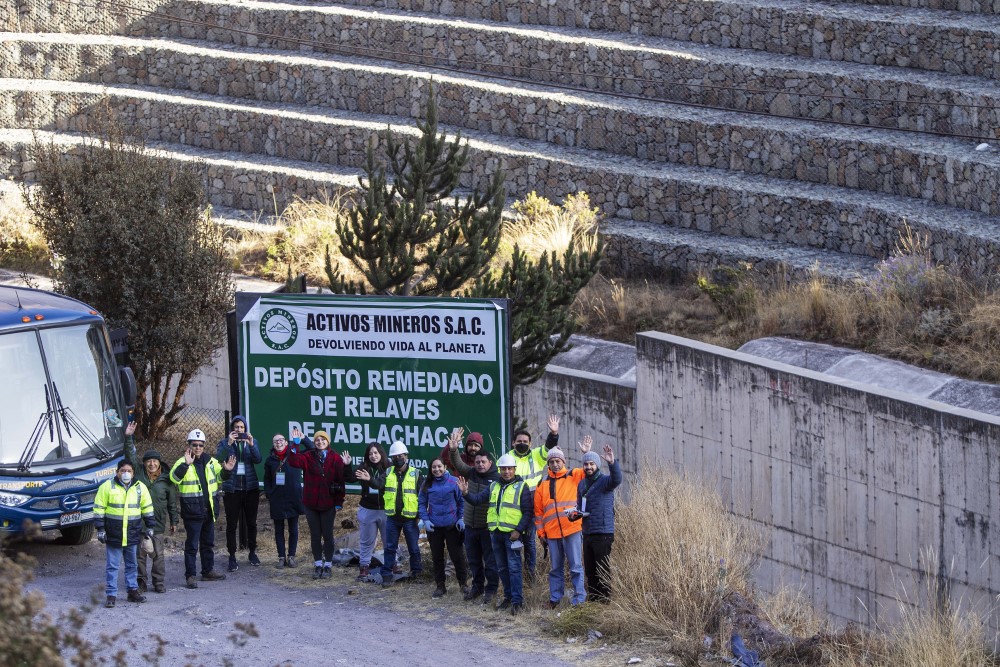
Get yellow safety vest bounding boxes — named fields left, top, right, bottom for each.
left=487, top=480, right=525, bottom=533
left=513, top=447, right=547, bottom=489
left=383, top=467, right=419, bottom=518
left=93, top=478, right=154, bottom=547
left=169, top=456, right=224, bottom=518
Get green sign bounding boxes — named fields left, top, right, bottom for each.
left=236, top=294, right=511, bottom=488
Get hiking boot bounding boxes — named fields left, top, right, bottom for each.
left=154, top=584, right=166, bottom=594
left=127, top=589, right=147, bottom=603
left=186, top=576, right=198, bottom=589
left=313, top=565, right=323, bottom=579
left=285, top=555, right=297, bottom=568
left=463, top=586, right=481, bottom=601
left=381, top=577, right=394, bottom=589
left=201, top=571, right=226, bottom=581
left=496, top=598, right=511, bottom=611
left=432, top=585, right=446, bottom=599
left=248, top=552, right=261, bottom=567
left=357, top=565, right=370, bottom=579
left=137, top=582, right=148, bottom=594
left=511, top=602, right=524, bottom=616
left=105, top=596, right=116, bottom=608
left=228, top=555, right=239, bottom=572
left=322, top=565, right=332, bottom=578
left=481, top=591, right=496, bottom=606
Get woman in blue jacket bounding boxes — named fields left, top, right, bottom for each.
left=418, top=458, right=469, bottom=598
left=216, top=415, right=263, bottom=571
left=263, top=433, right=306, bottom=568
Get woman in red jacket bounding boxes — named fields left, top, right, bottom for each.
left=285, top=430, right=348, bottom=579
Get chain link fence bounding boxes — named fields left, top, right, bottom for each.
left=136, top=406, right=232, bottom=464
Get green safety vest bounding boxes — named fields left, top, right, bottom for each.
left=169, top=456, right=224, bottom=517
left=93, top=478, right=154, bottom=547
left=513, top=447, right=547, bottom=489
left=487, top=479, right=525, bottom=533
left=383, top=467, right=419, bottom=518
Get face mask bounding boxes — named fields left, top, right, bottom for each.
left=514, top=442, right=530, bottom=454
left=393, top=457, right=407, bottom=469
left=120, top=472, right=133, bottom=484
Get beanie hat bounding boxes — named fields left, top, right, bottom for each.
left=117, top=459, right=134, bottom=471
left=142, top=449, right=164, bottom=464
left=582, top=451, right=601, bottom=466
left=546, top=447, right=566, bottom=462
left=313, top=430, right=330, bottom=441
left=465, top=432, right=483, bottom=446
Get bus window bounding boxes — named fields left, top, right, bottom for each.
left=0, top=331, right=52, bottom=465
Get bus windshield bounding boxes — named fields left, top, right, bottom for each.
left=0, top=323, right=124, bottom=468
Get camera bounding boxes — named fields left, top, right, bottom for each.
left=236, top=433, right=249, bottom=441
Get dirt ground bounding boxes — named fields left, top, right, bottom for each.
left=12, top=517, right=670, bottom=667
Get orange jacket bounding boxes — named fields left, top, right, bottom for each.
left=534, top=467, right=586, bottom=539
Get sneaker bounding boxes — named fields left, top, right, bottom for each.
left=481, top=591, right=496, bottom=606
left=357, top=565, right=370, bottom=579
left=186, top=576, right=198, bottom=589
left=463, top=586, right=481, bottom=601
left=105, top=596, right=116, bottom=608
left=127, top=589, right=147, bottom=603
left=201, top=571, right=226, bottom=581
left=154, top=584, right=166, bottom=593
left=286, top=555, right=297, bottom=568
left=511, top=602, right=524, bottom=616
left=248, top=552, right=261, bottom=567
left=228, top=555, right=239, bottom=572
left=432, top=585, right=446, bottom=598
left=322, top=565, right=332, bottom=578
left=314, top=565, right=323, bottom=579
left=497, top=598, right=512, bottom=611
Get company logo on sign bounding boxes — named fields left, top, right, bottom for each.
left=260, top=308, right=298, bottom=350
left=61, top=495, right=81, bottom=511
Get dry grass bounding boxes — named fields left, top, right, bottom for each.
left=501, top=191, right=601, bottom=265
left=605, top=462, right=766, bottom=643
left=0, top=188, right=52, bottom=277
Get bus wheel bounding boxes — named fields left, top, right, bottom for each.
left=59, top=523, right=95, bottom=545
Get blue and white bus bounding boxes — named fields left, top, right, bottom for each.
left=0, top=286, right=136, bottom=544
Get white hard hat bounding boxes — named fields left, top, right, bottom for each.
left=497, top=453, right=516, bottom=467
left=388, top=441, right=408, bottom=457
left=187, top=429, right=206, bottom=443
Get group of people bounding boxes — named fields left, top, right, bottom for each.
left=94, top=413, right=622, bottom=615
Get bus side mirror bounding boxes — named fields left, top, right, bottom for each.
left=119, top=367, right=137, bottom=407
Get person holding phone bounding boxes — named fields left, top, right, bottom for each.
left=217, top=415, right=263, bottom=572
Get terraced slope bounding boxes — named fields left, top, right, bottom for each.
left=2, top=0, right=998, bottom=279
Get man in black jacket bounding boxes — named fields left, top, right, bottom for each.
left=448, top=431, right=500, bottom=604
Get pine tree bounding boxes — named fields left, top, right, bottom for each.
left=325, top=84, right=602, bottom=385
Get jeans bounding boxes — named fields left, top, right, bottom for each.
left=548, top=531, right=586, bottom=605
left=523, top=522, right=537, bottom=581
left=465, top=526, right=498, bottom=594
left=357, top=506, right=387, bottom=567
left=273, top=517, right=299, bottom=559
left=105, top=544, right=138, bottom=597
left=490, top=530, right=523, bottom=605
left=304, top=507, right=336, bottom=563
left=583, top=533, right=615, bottom=602
left=183, top=517, right=216, bottom=578
left=380, top=515, right=421, bottom=579
left=428, top=525, right=468, bottom=588
left=137, top=533, right=165, bottom=589
left=224, top=490, right=259, bottom=555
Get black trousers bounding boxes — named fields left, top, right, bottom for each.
left=274, top=517, right=300, bottom=559
left=583, top=533, right=615, bottom=602
left=182, top=517, right=215, bottom=578
left=224, top=490, right=259, bottom=555
left=428, top=526, right=469, bottom=588
left=304, top=507, right=336, bottom=562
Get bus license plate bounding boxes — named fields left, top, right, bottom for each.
left=59, top=512, right=83, bottom=526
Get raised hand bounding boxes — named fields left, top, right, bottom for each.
left=547, top=414, right=560, bottom=435
left=602, top=443, right=615, bottom=464
left=355, top=468, right=371, bottom=482
left=578, top=434, right=592, bottom=453
left=125, top=421, right=137, bottom=437
left=456, top=476, right=469, bottom=494
left=183, top=447, right=194, bottom=465
left=223, top=454, right=237, bottom=471
left=292, top=426, right=303, bottom=440
left=448, top=427, right=464, bottom=451
left=341, top=450, right=352, bottom=465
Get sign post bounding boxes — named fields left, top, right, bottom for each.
left=235, top=293, right=511, bottom=488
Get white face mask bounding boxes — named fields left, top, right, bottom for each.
left=120, top=472, right=133, bottom=484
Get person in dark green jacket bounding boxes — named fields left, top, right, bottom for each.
left=136, top=449, right=179, bottom=593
